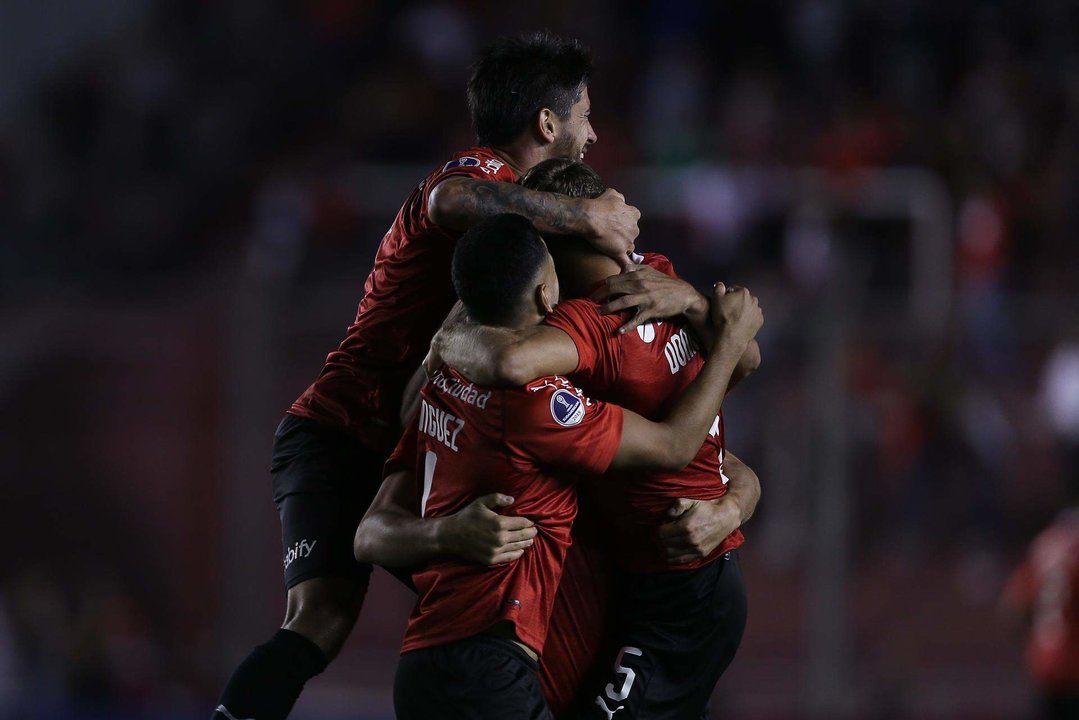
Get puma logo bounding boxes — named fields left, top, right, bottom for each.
left=594, top=697, right=625, bottom=720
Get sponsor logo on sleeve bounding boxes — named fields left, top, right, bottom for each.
left=551, top=388, right=586, bottom=426
left=443, top=156, right=480, bottom=171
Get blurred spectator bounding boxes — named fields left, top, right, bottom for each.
left=1003, top=496, right=1079, bottom=719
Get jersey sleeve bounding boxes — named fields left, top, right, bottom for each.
left=425, top=148, right=518, bottom=193
left=503, top=377, right=624, bottom=477
left=543, top=300, right=623, bottom=390
left=383, top=410, right=420, bottom=480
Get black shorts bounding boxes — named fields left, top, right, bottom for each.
left=270, top=413, right=387, bottom=590
left=395, top=636, right=553, bottom=720
left=576, top=551, right=747, bottom=720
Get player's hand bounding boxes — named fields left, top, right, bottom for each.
left=710, top=283, right=763, bottom=352
left=585, top=189, right=640, bottom=271
left=442, top=494, right=537, bottom=565
left=592, top=264, right=703, bottom=335
left=657, top=496, right=742, bottom=565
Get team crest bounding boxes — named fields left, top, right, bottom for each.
left=550, top=389, right=585, bottom=427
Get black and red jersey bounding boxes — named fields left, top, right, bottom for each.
left=290, top=148, right=517, bottom=454
left=543, top=252, right=743, bottom=572
left=387, top=367, right=623, bottom=656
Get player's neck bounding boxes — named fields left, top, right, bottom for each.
left=554, top=253, right=621, bottom=301
left=489, top=143, right=548, bottom=176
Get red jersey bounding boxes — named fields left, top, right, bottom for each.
left=1006, top=509, right=1079, bottom=690
left=539, top=506, right=612, bottom=717
left=388, top=367, right=623, bottom=656
left=543, top=252, right=744, bottom=573
left=289, top=148, right=517, bottom=454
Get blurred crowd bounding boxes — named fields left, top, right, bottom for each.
left=3, top=1, right=1079, bottom=717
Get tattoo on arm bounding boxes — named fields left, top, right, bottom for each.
left=448, top=179, right=589, bottom=235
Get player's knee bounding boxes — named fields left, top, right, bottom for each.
left=282, top=576, right=368, bottom=654
left=284, top=598, right=360, bottom=659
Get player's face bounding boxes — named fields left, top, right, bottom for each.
left=553, top=86, right=597, bottom=162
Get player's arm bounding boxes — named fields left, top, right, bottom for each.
left=427, top=323, right=578, bottom=387
left=656, top=451, right=761, bottom=565
left=610, top=285, right=763, bottom=472
left=595, top=263, right=708, bottom=336
left=597, top=268, right=762, bottom=391
left=684, top=289, right=762, bottom=391
left=354, top=470, right=538, bottom=567
left=428, top=177, right=640, bottom=269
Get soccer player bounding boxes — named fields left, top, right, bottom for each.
left=431, top=159, right=761, bottom=719
left=354, top=213, right=762, bottom=719
left=1003, top=480, right=1079, bottom=719
left=211, top=33, right=640, bottom=720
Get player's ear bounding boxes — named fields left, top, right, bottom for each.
left=536, top=283, right=555, bottom=315
left=536, top=108, right=557, bottom=145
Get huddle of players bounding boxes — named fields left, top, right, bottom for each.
left=212, top=32, right=762, bottom=720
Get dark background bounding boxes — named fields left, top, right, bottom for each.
left=3, top=1, right=1078, bottom=718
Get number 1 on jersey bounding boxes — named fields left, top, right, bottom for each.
left=420, top=450, right=437, bottom=517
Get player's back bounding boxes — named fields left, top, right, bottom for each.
left=289, top=149, right=517, bottom=453
left=544, top=252, right=742, bottom=571
left=395, top=367, right=622, bottom=656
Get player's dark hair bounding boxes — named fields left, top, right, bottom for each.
left=468, top=31, right=592, bottom=147
left=518, top=158, right=606, bottom=199
left=452, top=214, right=549, bottom=326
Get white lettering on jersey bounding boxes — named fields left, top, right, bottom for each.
left=663, top=328, right=699, bottom=374
left=419, top=398, right=465, bottom=452
left=429, top=369, right=491, bottom=409
left=481, top=157, right=505, bottom=175
left=528, top=376, right=594, bottom=407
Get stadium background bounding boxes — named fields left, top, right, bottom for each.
left=3, top=1, right=1078, bottom=718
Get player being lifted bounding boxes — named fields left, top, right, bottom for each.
left=211, top=32, right=640, bottom=720
left=432, top=159, right=762, bottom=718
left=354, top=214, right=763, bottom=719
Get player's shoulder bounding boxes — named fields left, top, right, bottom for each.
left=508, top=375, right=594, bottom=428
left=433, top=146, right=515, bottom=181
left=546, top=297, right=624, bottom=334
left=548, top=297, right=602, bottom=320
left=640, top=252, right=677, bottom=277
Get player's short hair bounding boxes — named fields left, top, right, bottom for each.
left=517, top=158, right=606, bottom=199
left=468, top=31, right=592, bottom=147
left=452, top=214, right=549, bottom=326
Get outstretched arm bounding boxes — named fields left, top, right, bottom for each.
left=428, top=323, right=578, bottom=387
left=610, top=285, right=763, bottom=472
left=428, top=177, right=640, bottom=269
left=354, top=470, right=538, bottom=567
left=656, top=451, right=761, bottom=565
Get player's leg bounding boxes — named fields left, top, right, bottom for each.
left=578, top=552, right=747, bottom=720
left=212, top=415, right=382, bottom=720
left=395, top=636, right=553, bottom=720
left=212, top=574, right=367, bottom=720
